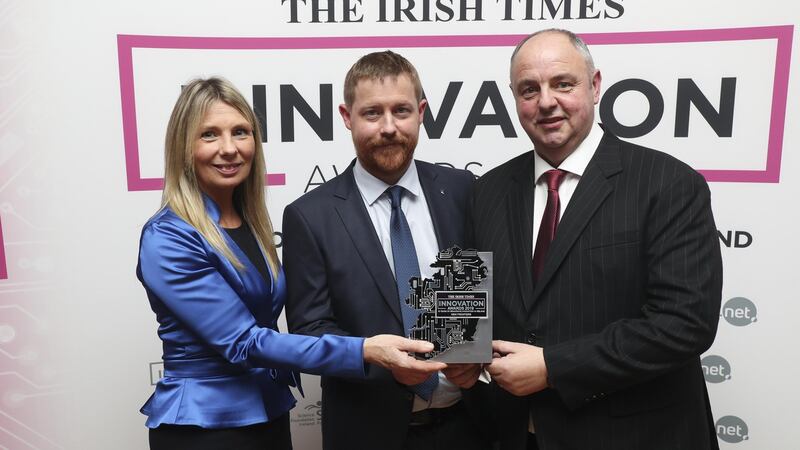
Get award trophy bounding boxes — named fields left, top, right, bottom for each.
left=401, top=246, right=492, bottom=363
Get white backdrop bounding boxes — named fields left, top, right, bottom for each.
left=1, top=1, right=798, bottom=448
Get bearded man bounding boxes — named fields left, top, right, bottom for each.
left=283, top=50, right=490, bottom=450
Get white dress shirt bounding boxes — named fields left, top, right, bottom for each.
left=531, top=122, right=604, bottom=254
left=353, top=159, right=461, bottom=412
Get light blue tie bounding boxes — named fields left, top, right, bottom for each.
left=387, top=185, right=439, bottom=401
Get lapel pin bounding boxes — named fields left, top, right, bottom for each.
left=440, top=189, right=445, bottom=195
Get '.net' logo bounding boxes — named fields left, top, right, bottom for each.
left=716, top=416, right=749, bottom=443
left=701, top=355, right=732, bottom=383
left=720, top=297, right=757, bottom=326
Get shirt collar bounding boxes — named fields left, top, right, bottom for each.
left=353, top=158, right=421, bottom=205
left=533, top=122, right=603, bottom=182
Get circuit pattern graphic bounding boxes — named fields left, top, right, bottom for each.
left=0, top=2, right=64, bottom=448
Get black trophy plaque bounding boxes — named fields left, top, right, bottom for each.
left=400, top=246, right=492, bottom=363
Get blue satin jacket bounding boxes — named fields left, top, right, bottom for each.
left=137, top=198, right=365, bottom=428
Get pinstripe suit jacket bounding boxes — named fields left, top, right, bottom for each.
left=468, top=131, right=722, bottom=450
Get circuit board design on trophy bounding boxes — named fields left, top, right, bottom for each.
left=404, top=247, right=489, bottom=359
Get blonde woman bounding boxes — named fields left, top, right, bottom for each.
left=137, top=77, right=443, bottom=450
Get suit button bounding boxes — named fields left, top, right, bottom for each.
left=526, top=332, right=536, bottom=345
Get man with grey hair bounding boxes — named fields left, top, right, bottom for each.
left=466, top=29, right=723, bottom=449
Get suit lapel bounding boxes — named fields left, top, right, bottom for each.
left=531, top=133, right=623, bottom=303
left=507, top=152, right=538, bottom=312
left=333, top=164, right=404, bottom=326
left=417, top=161, right=448, bottom=249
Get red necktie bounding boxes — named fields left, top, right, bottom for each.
left=532, top=169, right=568, bottom=280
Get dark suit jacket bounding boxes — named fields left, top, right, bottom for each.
left=468, top=131, right=722, bottom=450
left=283, top=160, right=476, bottom=450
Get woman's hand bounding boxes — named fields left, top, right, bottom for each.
left=363, top=335, right=447, bottom=382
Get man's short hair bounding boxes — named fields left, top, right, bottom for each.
left=343, top=50, right=423, bottom=106
left=510, top=28, right=596, bottom=78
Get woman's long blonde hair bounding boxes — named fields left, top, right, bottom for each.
left=161, top=77, right=279, bottom=276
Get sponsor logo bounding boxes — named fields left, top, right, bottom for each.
left=280, top=0, right=625, bottom=24
left=721, top=297, right=758, bottom=326
left=716, top=416, right=749, bottom=443
left=701, top=355, right=732, bottom=383
left=292, top=400, right=323, bottom=427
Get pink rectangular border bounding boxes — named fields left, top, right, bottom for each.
left=0, top=216, right=7, bottom=279
left=118, top=25, right=793, bottom=186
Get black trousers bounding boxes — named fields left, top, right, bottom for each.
left=403, top=403, right=492, bottom=450
left=527, top=433, right=540, bottom=450
left=149, top=414, right=292, bottom=450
